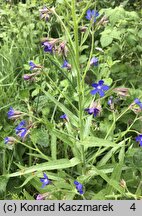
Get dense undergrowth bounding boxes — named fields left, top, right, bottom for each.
left=0, top=0, right=142, bottom=200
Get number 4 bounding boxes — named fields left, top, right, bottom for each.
left=130, top=203, right=136, bottom=211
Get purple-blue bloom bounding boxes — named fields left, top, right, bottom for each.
left=61, top=60, right=68, bottom=68
left=134, top=98, right=142, bottom=109
left=85, top=107, right=99, bottom=117
left=135, top=134, right=142, bottom=147
left=60, top=114, right=67, bottom=119
left=4, top=137, right=16, bottom=144
left=36, top=194, right=44, bottom=200
left=61, top=60, right=71, bottom=70
left=7, top=107, right=15, bottom=119
left=108, top=96, right=113, bottom=106
left=62, top=60, right=68, bottom=67
left=86, top=9, right=99, bottom=22
left=29, top=61, right=36, bottom=70
left=40, top=173, right=50, bottom=188
left=15, top=121, right=27, bottom=138
left=4, top=137, right=9, bottom=144
left=74, top=181, right=84, bottom=195
left=39, top=6, right=50, bottom=22
left=90, top=57, right=98, bottom=66
left=7, top=107, right=22, bottom=119
left=15, top=120, right=26, bottom=132
left=42, top=41, right=53, bottom=53
left=90, top=80, right=110, bottom=97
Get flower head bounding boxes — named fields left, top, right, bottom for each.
left=42, top=41, right=53, bottom=53
left=85, top=101, right=101, bottom=117
left=15, top=120, right=27, bottom=138
left=134, top=98, right=142, bottom=109
left=40, top=173, right=50, bottom=188
left=29, top=61, right=36, bottom=70
left=4, top=137, right=16, bottom=144
left=36, top=192, right=49, bottom=200
left=135, top=134, right=142, bottom=147
left=86, top=9, right=99, bottom=22
left=36, top=194, right=44, bottom=200
left=29, top=61, right=42, bottom=71
left=85, top=107, right=99, bottom=117
left=39, top=6, right=50, bottom=21
left=90, top=80, right=110, bottom=97
left=108, top=96, right=113, bottom=106
left=23, top=72, right=40, bottom=81
left=74, top=181, right=84, bottom=195
left=58, top=42, right=68, bottom=57
left=60, top=114, right=67, bottom=119
left=7, top=107, right=23, bottom=120
left=113, top=87, right=129, bottom=97
left=90, top=57, right=98, bottom=66
left=61, top=60, right=71, bottom=70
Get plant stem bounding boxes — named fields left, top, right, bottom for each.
left=72, top=0, right=85, bottom=171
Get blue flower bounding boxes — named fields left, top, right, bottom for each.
left=7, top=107, right=15, bottom=119
left=7, top=107, right=22, bottom=119
left=86, top=9, right=99, bottom=22
left=108, top=96, right=113, bottom=106
left=90, top=80, right=110, bottom=97
left=15, top=120, right=26, bottom=132
left=135, top=134, right=142, bottom=147
left=4, top=137, right=16, bottom=144
left=4, top=137, right=9, bottom=144
left=15, top=121, right=27, bottom=138
left=29, top=61, right=36, bottom=70
left=74, top=181, right=84, bottom=195
left=60, top=114, right=67, bottom=119
left=42, top=41, right=53, bottom=53
left=40, top=173, right=50, bottom=188
left=90, top=57, right=98, bottom=66
left=61, top=60, right=68, bottom=68
left=17, top=128, right=27, bottom=138
left=134, top=98, right=142, bottom=109
left=85, top=107, right=99, bottom=117
left=61, top=60, right=71, bottom=69
left=39, top=6, right=50, bottom=22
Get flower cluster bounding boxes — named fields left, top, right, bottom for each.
left=86, top=9, right=99, bottom=22
left=7, top=107, right=23, bottom=120
left=90, top=80, right=110, bottom=97
left=37, top=173, right=84, bottom=199
left=5, top=107, right=32, bottom=144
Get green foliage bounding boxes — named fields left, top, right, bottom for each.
left=0, top=0, right=142, bottom=200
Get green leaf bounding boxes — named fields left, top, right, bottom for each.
left=30, top=129, right=49, bottom=147
left=23, top=189, right=34, bottom=200
left=90, top=166, right=124, bottom=194
left=0, top=176, right=9, bottom=193
left=100, top=35, right=113, bottom=48
left=79, top=136, right=119, bottom=150
left=8, top=157, right=81, bottom=178
left=19, top=89, right=29, bottom=99
left=31, top=87, right=40, bottom=98
left=133, top=149, right=142, bottom=168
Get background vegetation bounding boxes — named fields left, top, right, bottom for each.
left=0, top=0, right=142, bottom=200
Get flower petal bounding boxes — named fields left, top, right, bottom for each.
left=92, top=83, right=98, bottom=87
left=102, top=85, right=109, bottom=91
left=90, top=89, right=98, bottom=95
left=98, top=80, right=104, bottom=85
left=98, top=89, right=105, bottom=97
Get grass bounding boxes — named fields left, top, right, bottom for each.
left=0, top=0, right=142, bottom=200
